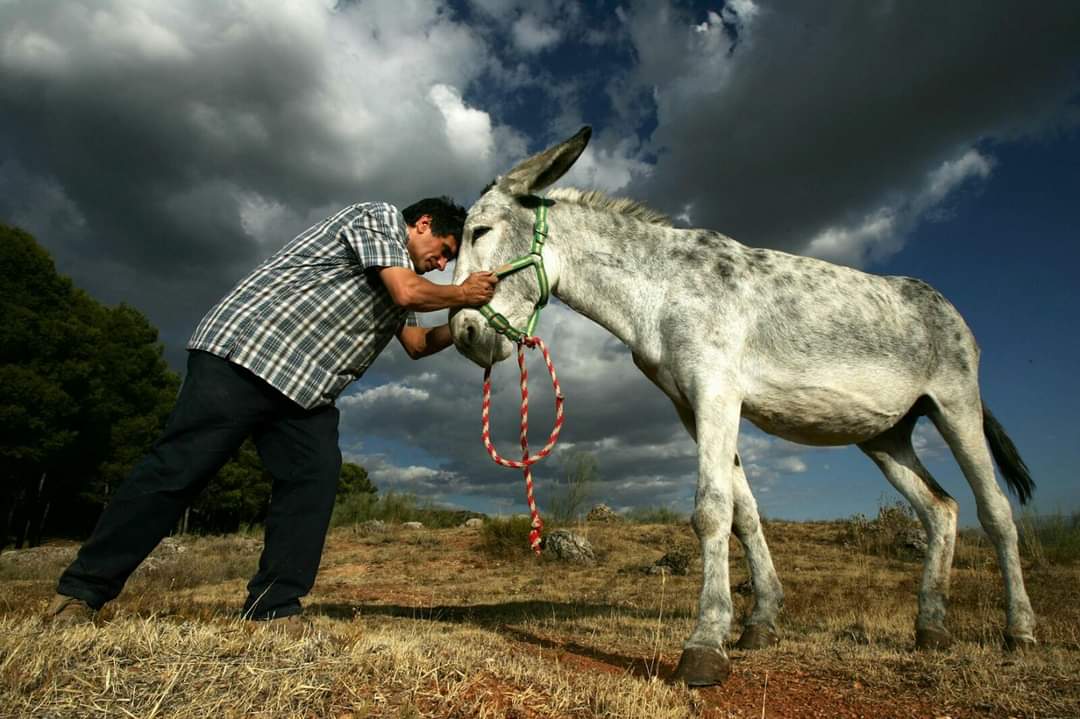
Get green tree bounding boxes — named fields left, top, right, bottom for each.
left=189, top=439, right=272, bottom=534
left=338, top=462, right=376, bottom=496
left=0, top=224, right=178, bottom=547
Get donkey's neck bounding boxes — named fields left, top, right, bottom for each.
left=549, top=207, right=672, bottom=354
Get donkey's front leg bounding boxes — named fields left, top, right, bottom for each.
left=673, top=396, right=741, bottom=687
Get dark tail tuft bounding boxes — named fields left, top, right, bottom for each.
left=982, top=405, right=1035, bottom=504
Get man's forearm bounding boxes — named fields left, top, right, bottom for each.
left=420, top=324, right=453, bottom=357
left=401, top=324, right=453, bottom=359
left=383, top=270, right=465, bottom=312
left=405, top=279, right=466, bottom=312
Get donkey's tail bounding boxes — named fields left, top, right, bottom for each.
left=982, top=404, right=1035, bottom=505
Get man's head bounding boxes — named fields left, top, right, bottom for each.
left=402, top=196, right=466, bottom=274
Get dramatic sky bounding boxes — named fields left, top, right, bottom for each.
left=3, top=1, right=1078, bottom=524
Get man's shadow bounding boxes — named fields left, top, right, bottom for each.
left=307, top=599, right=690, bottom=681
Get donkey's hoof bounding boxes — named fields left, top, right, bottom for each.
left=915, top=626, right=953, bottom=651
left=671, top=646, right=731, bottom=687
left=1003, top=633, right=1036, bottom=653
left=735, top=624, right=780, bottom=650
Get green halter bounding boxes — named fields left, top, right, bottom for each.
left=477, top=198, right=552, bottom=343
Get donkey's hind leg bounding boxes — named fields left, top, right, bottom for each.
left=928, top=397, right=1036, bottom=649
left=731, top=454, right=783, bottom=649
left=858, top=411, right=959, bottom=650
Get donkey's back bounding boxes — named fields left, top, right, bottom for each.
left=664, top=232, right=981, bottom=446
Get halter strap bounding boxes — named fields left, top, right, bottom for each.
left=477, top=199, right=551, bottom=342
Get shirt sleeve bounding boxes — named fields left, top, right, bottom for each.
left=340, top=202, right=414, bottom=271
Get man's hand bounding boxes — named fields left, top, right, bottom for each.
left=459, top=271, right=498, bottom=307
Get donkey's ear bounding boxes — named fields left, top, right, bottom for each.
left=500, top=126, right=591, bottom=196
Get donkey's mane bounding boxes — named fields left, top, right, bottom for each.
left=546, top=187, right=673, bottom=227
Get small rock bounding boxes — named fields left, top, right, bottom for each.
left=897, top=526, right=928, bottom=555
left=401, top=521, right=424, bottom=530
left=157, top=537, right=187, bottom=554
left=542, top=529, right=596, bottom=565
left=654, top=550, right=691, bottom=575
left=586, top=504, right=620, bottom=523
left=359, top=520, right=387, bottom=533
left=463, top=518, right=484, bottom=529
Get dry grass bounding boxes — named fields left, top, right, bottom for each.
left=1, top=519, right=1078, bottom=718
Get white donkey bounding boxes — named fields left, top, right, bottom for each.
left=449, top=127, right=1036, bottom=686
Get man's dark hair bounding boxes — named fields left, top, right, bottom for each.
left=402, top=196, right=466, bottom=241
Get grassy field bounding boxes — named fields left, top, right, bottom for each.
left=1, top=516, right=1078, bottom=718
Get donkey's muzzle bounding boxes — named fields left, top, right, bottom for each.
left=449, top=309, right=512, bottom=368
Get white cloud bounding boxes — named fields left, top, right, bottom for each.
left=804, top=207, right=899, bottom=267
left=511, top=13, right=561, bottom=53
left=87, top=4, right=193, bottom=63
left=919, top=149, right=994, bottom=210
left=428, top=84, right=495, bottom=163
left=558, top=141, right=652, bottom=194
left=805, top=148, right=994, bottom=267
left=1, top=30, right=68, bottom=74
left=722, top=0, right=760, bottom=28
left=236, top=191, right=292, bottom=246
left=339, top=382, right=431, bottom=411
left=912, top=418, right=949, bottom=459
left=775, top=456, right=808, bottom=474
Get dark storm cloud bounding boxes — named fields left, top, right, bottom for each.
left=6, top=1, right=1072, bottom=516
left=0, top=1, right=506, bottom=359
left=623, top=1, right=1080, bottom=259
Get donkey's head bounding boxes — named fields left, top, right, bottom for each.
left=450, top=126, right=591, bottom=367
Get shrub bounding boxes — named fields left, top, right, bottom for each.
left=478, top=516, right=537, bottom=558
left=1018, top=510, right=1080, bottom=566
left=838, top=501, right=925, bottom=560
left=330, top=491, right=481, bottom=529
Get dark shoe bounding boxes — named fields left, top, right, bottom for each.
left=46, top=594, right=96, bottom=626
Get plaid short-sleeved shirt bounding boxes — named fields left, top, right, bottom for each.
left=188, top=202, right=418, bottom=409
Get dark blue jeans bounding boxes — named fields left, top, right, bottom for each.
left=58, top=350, right=342, bottom=619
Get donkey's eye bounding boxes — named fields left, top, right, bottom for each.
left=472, top=226, right=492, bottom=241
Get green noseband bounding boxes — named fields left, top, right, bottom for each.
left=477, top=199, right=552, bottom=343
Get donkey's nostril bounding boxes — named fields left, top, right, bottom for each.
left=465, top=323, right=477, bottom=344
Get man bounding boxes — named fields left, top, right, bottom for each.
left=47, top=197, right=496, bottom=628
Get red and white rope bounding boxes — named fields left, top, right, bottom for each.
left=481, top=336, right=564, bottom=554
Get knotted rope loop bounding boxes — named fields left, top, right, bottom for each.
left=481, top=336, right=564, bottom=554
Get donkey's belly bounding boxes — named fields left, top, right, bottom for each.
left=742, top=377, right=917, bottom=446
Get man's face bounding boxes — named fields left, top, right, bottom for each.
left=406, top=214, right=459, bottom=274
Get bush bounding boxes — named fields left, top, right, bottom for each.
left=478, top=516, right=537, bottom=558
left=330, top=491, right=481, bottom=529
left=1018, top=510, right=1080, bottom=566
left=838, top=501, right=925, bottom=560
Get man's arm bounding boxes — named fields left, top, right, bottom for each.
left=396, top=324, right=453, bottom=359
left=379, top=267, right=497, bottom=312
